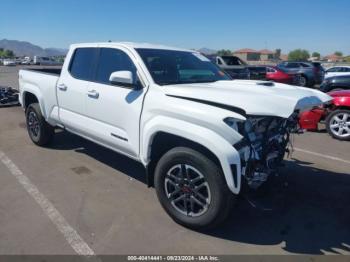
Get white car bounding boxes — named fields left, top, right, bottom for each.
left=18, top=42, right=331, bottom=229
left=21, top=59, right=32, bottom=65
left=3, top=59, right=16, bottom=66
left=324, top=66, right=350, bottom=79
left=33, top=56, right=61, bottom=66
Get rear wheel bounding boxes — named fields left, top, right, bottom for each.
left=26, top=103, right=54, bottom=146
left=326, top=109, right=350, bottom=141
left=299, top=75, right=308, bottom=87
left=154, top=147, right=235, bottom=229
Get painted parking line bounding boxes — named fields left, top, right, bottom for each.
left=0, top=150, right=97, bottom=257
left=294, top=147, right=350, bottom=165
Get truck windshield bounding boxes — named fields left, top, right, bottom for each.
left=136, top=49, right=231, bottom=85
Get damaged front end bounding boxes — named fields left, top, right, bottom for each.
left=227, top=112, right=300, bottom=189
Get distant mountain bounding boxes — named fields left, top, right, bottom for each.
left=0, top=39, right=67, bottom=57
left=44, top=48, right=68, bottom=57
left=197, top=47, right=217, bottom=55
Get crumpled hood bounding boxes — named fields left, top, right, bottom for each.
left=164, top=80, right=332, bottom=118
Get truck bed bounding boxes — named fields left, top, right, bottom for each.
left=19, top=68, right=61, bottom=119
left=24, top=67, right=62, bottom=76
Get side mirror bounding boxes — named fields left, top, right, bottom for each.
left=109, top=71, right=134, bottom=86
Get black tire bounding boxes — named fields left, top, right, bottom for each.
left=154, top=147, right=235, bottom=229
left=26, top=103, right=54, bottom=146
left=326, top=109, right=350, bottom=141
left=299, top=75, right=308, bottom=87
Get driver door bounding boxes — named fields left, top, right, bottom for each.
left=84, top=47, right=146, bottom=158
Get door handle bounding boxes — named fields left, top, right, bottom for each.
left=87, top=90, right=99, bottom=99
left=57, top=84, right=67, bottom=91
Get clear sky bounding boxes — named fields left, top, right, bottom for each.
left=1, top=0, right=349, bottom=55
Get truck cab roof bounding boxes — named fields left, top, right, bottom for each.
left=69, top=42, right=193, bottom=52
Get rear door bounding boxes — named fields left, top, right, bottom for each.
left=84, top=47, right=146, bottom=157
left=338, top=67, right=350, bottom=77
left=57, top=47, right=98, bottom=135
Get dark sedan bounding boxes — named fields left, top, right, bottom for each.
left=320, top=75, right=350, bottom=93
left=278, top=61, right=324, bottom=87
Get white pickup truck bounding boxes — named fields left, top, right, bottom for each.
left=19, top=42, right=331, bottom=229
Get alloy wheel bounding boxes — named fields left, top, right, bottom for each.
left=27, top=111, right=40, bottom=138
left=299, top=76, right=307, bottom=86
left=164, top=164, right=211, bottom=217
left=329, top=112, right=350, bottom=138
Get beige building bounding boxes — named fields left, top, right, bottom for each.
left=324, top=54, right=344, bottom=62
left=233, top=48, right=276, bottom=62
left=259, top=49, right=275, bottom=61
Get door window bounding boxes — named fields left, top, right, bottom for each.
left=95, top=48, right=137, bottom=85
left=327, top=67, right=341, bottom=73
left=285, top=62, right=300, bottom=68
left=69, top=48, right=98, bottom=81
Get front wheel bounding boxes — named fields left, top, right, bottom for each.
left=326, top=109, right=350, bottom=141
left=154, top=147, right=235, bottom=229
left=26, top=103, right=54, bottom=146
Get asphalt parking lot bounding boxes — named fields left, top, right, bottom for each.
left=0, top=65, right=349, bottom=255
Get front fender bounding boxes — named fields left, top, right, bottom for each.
left=141, top=116, right=242, bottom=194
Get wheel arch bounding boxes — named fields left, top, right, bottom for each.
left=141, top=117, right=242, bottom=194
left=23, top=91, right=39, bottom=109
left=21, top=85, right=46, bottom=118
left=146, top=132, right=222, bottom=186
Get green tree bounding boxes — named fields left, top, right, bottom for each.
left=216, top=49, right=232, bottom=56
left=335, top=51, right=343, bottom=57
left=312, top=52, right=321, bottom=58
left=3, top=49, right=15, bottom=58
left=288, top=49, right=310, bottom=61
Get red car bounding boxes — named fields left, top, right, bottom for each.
left=266, top=66, right=299, bottom=84
left=299, top=90, right=350, bottom=141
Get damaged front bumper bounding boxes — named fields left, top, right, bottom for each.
left=232, top=113, right=300, bottom=190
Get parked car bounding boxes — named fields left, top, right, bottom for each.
left=19, top=42, right=331, bottom=229
left=33, top=56, right=61, bottom=66
left=3, top=59, right=16, bottom=66
left=319, top=75, right=350, bottom=92
left=278, top=61, right=323, bottom=87
left=325, top=66, right=350, bottom=78
left=207, top=55, right=251, bottom=79
left=312, top=62, right=325, bottom=79
left=246, top=66, right=267, bottom=80
left=299, top=90, right=350, bottom=141
left=21, top=60, right=31, bottom=65
left=21, top=57, right=32, bottom=65
left=324, top=66, right=350, bottom=79
left=265, top=66, right=300, bottom=84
